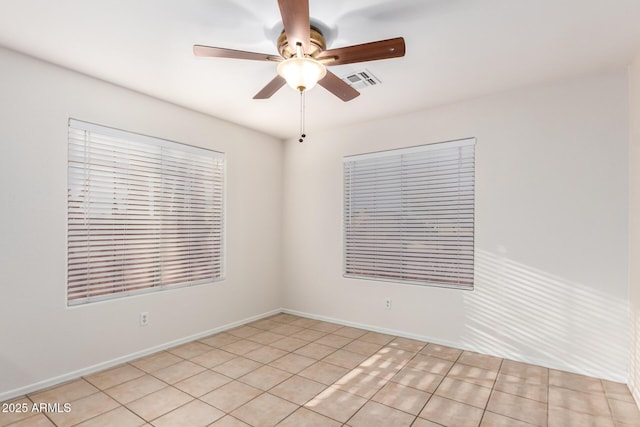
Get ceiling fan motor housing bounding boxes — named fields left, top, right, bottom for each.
left=277, top=26, right=326, bottom=58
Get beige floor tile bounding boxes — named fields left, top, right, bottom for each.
left=174, top=370, right=232, bottom=397
left=308, top=321, right=343, bottom=334
left=294, top=342, right=336, bottom=360
left=74, top=406, right=145, bottom=427
left=166, top=341, right=213, bottom=359
left=314, top=333, right=354, bottom=348
left=323, top=349, right=369, bottom=370
left=390, top=366, right=444, bottom=393
left=458, top=351, right=503, bottom=372
left=375, top=347, right=414, bottom=365
left=130, top=351, right=182, bottom=373
left=270, top=336, right=308, bottom=352
left=500, top=359, right=548, bottom=384
left=289, top=317, right=322, bottom=328
left=420, top=395, right=484, bottom=427
left=268, top=353, right=316, bottom=374
left=221, top=339, right=264, bottom=356
left=299, top=361, right=349, bottom=385
left=248, top=331, right=287, bottom=345
left=494, top=372, right=548, bottom=403
left=609, top=398, right=640, bottom=424
left=151, top=360, right=206, bottom=384
left=548, top=406, right=615, bottom=427
left=190, top=349, right=237, bottom=368
left=277, top=407, right=341, bottom=427
left=199, top=333, right=241, bottom=348
left=448, top=363, right=499, bottom=389
left=47, top=392, right=120, bottom=427
left=549, top=369, right=604, bottom=393
left=603, top=380, right=636, bottom=403
left=3, top=414, right=55, bottom=427
left=270, top=324, right=305, bottom=336
left=548, top=385, right=610, bottom=417
left=238, top=365, right=292, bottom=391
left=420, top=343, right=463, bottom=361
left=436, top=377, right=492, bottom=409
left=412, top=418, right=446, bottom=427
left=408, top=354, right=454, bottom=375
left=304, top=387, right=368, bottom=423
left=343, top=340, right=384, bottom=357
left=360, top=331, right=395, bottom=346
left=347, top=400, right=416, bottom=427
left=0, top=396, right=36, bottom=426
left=333, top=326, right=368, bottom=339
left=104, top=375, right=166, bottom=404
left=84, top=364, right=145, bottom=390
left=212, top=357, right=262, bottom=379
left=244, top=345, right=288, bottom=364
left=125, top=387, right=192, bottom=422
left=372, top=382, right=431, bottom=416
left=248, top=318, right=283, bottom=331
left=209, top=415, right=251, bottom=426
left=358, top=352, right=407, bottom=381
left=481, top=411, right=538, bottom=427
left=388, top=337, right=427, bottom=353
left=334, top=370, right=388, bottom=399
left=29, top=379, right=99, bottom=404
left=200, top=381, right=262, bottom=412
left=227, top=325, right=263, bottom=339
left=231, top=393, right=298, bottom=426
left=269, top=375, right=327, bottom=405
left=487, top=390, right=547, bottom=426
left=290, top=328, right=327, bottom=342
left=268, top=313, right=300, bottom=324
left=152, top=399, right=225, bottom=427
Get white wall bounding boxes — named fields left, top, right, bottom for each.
left=0, top=47, right=283, bottom=399
left=629, top=51, right=640, bottom=402
left=282, top=71, right=629, bottom=381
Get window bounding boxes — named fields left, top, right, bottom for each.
left=67, top=119, right=224, bottom=305
left=343, top=138, right=475, bottom=289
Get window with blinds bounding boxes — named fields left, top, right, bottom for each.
left=343, top=138, right=475, bottom=289
left=67, top=119, right=225, bottom=305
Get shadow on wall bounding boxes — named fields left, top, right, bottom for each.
left=462, top=249, right=628, bottom=380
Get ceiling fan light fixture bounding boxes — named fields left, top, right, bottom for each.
left=277, top=57, right=327, bottom=92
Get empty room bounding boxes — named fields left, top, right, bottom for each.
left=2, top=0, right=640, bottom=426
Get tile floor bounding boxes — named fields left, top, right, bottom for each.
left=2, top=313, right=640, bottom=426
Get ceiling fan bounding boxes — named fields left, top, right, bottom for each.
left=193, top=0, right=406, bottom=102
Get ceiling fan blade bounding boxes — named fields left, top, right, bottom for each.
left=316, top=37, right=405, bottom=66
left=253, top=75, right=287, bottom=99
left=193, top=45, right=281, bottom=62
left=318, top=71, right=360, bottom=102
left=278, top=0, right=311, bottom=53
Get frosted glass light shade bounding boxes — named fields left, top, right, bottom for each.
left=277, top=57, right=327, bottom=92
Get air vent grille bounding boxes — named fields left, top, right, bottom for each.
left=341, top=70, right=381, bottom=89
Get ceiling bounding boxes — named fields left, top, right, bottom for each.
left=1, top=0, right=640, bottom=140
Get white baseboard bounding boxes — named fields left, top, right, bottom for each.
left=0, top=309, right=281, bottom=402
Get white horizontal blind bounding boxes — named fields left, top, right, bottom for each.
left=67, top=119, right=224, bottom=305
left=344, top=138, right=475, bottom=289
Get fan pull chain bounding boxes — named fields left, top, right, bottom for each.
left=299, top=90, right=306, bottom=143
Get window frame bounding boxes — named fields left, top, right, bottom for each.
left=67, top=119, right=225, bottom=305
left=342, top=138, right=476, bottom=290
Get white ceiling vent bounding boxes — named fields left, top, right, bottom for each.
left=341, top=70, right=381, bottom=90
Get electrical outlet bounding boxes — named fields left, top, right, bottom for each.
left=140, top=312, right=149, bottom=326
left=385, top=298, right=392, bottom=310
